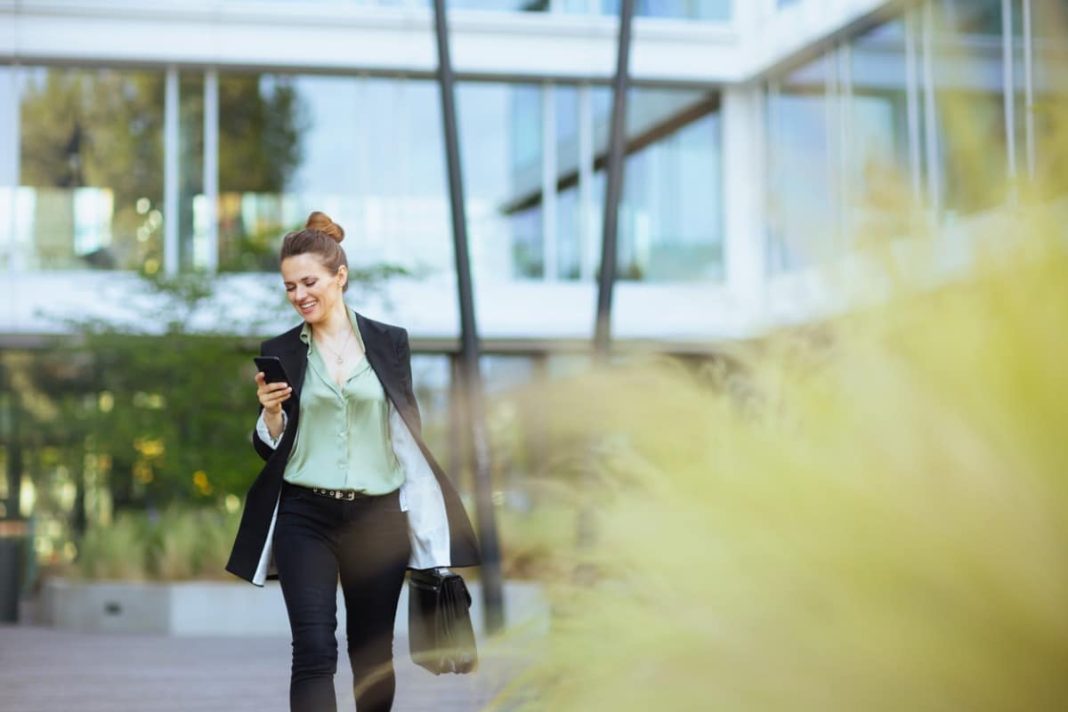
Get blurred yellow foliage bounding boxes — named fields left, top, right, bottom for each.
left=133, top=436, right=165, bottom=459
left=494, top=7, right=1068, bottom=709
left=498, top=212, right=1067, bottom=712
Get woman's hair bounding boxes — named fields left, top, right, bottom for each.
left=280, top=211, right=349, bottom=292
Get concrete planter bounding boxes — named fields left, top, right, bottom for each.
left=38, top=577, right=548, bottom=638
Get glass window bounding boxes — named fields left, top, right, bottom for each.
left=0, top=66, right=16, bottom=272
left=592, top=86, right=724, bottom=281
left=594, top=0, right=731, bottom=20
left=408, top=353, right=454, bottom=474
left=766, top=56, right=834, bottom=272
left=278, top=0, right=732, bottom=19
left=216, top=73, right=450, bottom=276
left=458, top=81, right=544, bottom=280
left=846, top=19, right=916, bottom=242
left=928, top=0, right=1010, bottom=217
left=1032, top=0, right=1068, bottom=198
left=179, top=72, right=205, bottom=273
left=480, top=354, right=540, bottom=495
left=16, top=67, right=165, bottom=271
left=554, top=84, right=582, bottom=280
left=447, top=0, right=549, bottom=9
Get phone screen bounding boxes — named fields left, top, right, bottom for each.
left=254, top=356, right=291, bottom=385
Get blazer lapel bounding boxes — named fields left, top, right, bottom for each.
left=270, top=309, right=415, bottom=439
left=277, top=331, right=308, bottom=417
left=354, top=310, right=414, bottom=427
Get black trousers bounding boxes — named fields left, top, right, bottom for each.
left=273, top=479, right=411, bottom=712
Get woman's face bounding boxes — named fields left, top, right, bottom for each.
left=280, top=254, right=347, bottom=324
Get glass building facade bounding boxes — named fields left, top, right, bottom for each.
left=249, top=0, right=733, bottom=20
left=765, top=0, right=1068, bottom=273
left=1, top=72, right=724, bottom=283
left=2, top=0, right=1068, bottom=569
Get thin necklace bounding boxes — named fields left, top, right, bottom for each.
left=316, top=327, right=353, bottom=365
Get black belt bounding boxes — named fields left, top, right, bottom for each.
left=288, top=482, right=396, bottom=503
left=309, top=487, right=364, bottom=501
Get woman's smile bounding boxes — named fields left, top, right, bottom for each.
left=282, top=252, right=341, bottom=322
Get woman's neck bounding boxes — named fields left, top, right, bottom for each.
left=311, top=301, right=351, bottom=341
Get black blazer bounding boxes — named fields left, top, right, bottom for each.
left=225, top=308, right=481, bottom=586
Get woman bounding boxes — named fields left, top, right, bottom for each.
left=225, top=211, right=481, bottom=712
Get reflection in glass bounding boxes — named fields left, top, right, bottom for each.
left=846, top=19, right=916, bottom=244
left=217, top=72, right=312, bottom=272
left=766, top=57, right=833, bottom=273
left=458, top=81, right=544, bottom=279
left=400, top=0, right=734, bottom=19
left=591, top=86, right=724, bottom=281
left=0, top=66, right=15, bottom=271
left=928, top=0, right=1009, bottom=217
left=555, top=84, right=582, bottom=279
left=593, top=0, right=731, bottom=20
left=409, top=353, right=453, bottom=479
left=1032, top=0, right=1068, bottom=198
left=217, top=73, right=449, bottom=275
left=446, top=0, right=548, bottom=9
left=179, top=72, right=204, bottom=272
left=480, top=354, right=539, bottom=500
left=17, top=67, right=165, bottom=271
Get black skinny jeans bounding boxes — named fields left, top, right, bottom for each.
left=273, top=479, right=411, bottom=712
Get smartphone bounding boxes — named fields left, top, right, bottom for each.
left=254, top=356, right=292, bottom=385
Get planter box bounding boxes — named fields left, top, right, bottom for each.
left=37, top=577, right=549, bottom=638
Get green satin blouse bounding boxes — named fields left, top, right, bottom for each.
left=281, top=308, right=406, bottom=494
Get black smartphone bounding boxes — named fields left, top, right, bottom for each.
left=254, top=356, right=291, bottom=385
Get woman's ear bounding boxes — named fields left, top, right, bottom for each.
left=337, top=265, right=348, bottom=290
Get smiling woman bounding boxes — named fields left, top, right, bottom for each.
left=225, top=210, right=480, bottom=712
left=281, top=212, right=349, bottom=323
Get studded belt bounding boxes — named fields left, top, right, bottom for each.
left=308, top=486, right=366, bottom=501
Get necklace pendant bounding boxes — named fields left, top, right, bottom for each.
left=336, top=355, right=343, bottom=365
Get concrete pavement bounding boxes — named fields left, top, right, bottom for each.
left=0, top=624, right=537, bottom=711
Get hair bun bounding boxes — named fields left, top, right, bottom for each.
left=305, top=211, right=344, bottom=243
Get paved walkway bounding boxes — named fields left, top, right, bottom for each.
left=0, top=625, right=536, bottom=711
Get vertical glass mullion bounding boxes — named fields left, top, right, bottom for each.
left=399, top=77, right=413, bottom=269
left=905, top=6, right=925, bottom=206
left=765, top=79, right=780, bottom=273
left=921, top=0, right=942, bottom=221
left=203, top=69, right=219, bottom=273
left=1002, top=0, right=1018, bottom=196
left=541, top=81, right=557, bottom=280
left=354, top=73, right=370, bottom=265
left=1, top=66, right=18, bottom=273
left=1022, top=0, right=1035, bottom=180
left=164, top=66, right=179, bottom=276
left=835, top=43, right=852, bottom=251
left=578, top=83, right=595, bottom=280
left=824, top=46, right=841, bottom=255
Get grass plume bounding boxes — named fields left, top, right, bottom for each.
left=493, top=6, right=1068, bottom=708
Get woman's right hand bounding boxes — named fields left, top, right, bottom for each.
left=255, top=372, right=293, bottom=415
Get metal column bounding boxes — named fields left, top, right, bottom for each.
left=163, top=66, right=180, bottom=276
left=593, top=0, right=635, bottom=359
left=430, top=0, right=504, bottom=635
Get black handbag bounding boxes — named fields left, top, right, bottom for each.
left=407, top=568, right=478, bottom=675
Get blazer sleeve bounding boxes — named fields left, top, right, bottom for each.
left=393, top=327, right=423, bottom=436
